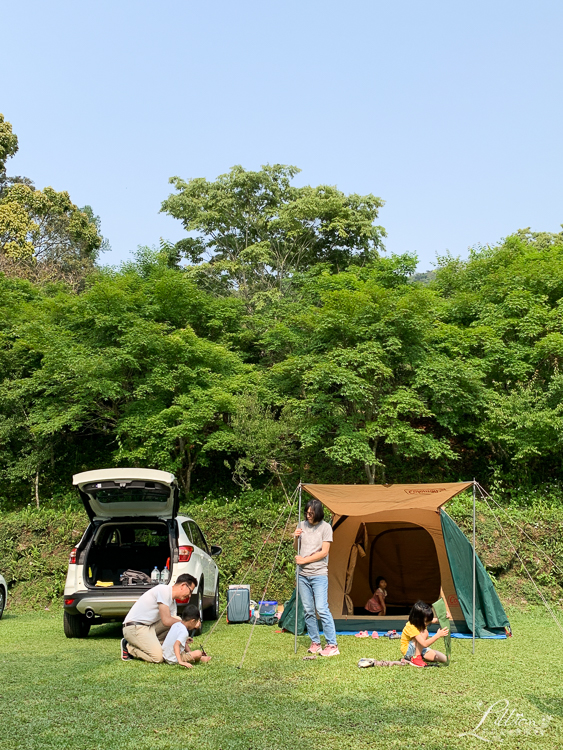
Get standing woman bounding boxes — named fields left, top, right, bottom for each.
left=294, top=498, right=339, bottom=656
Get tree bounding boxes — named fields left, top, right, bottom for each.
left=433, top=229, right=563, bottom=484
left=0, top=253, right=251, bottom=500
left=262, top=261, right=457, bottom=483
left=0, top=114, right=103, bottom=287
left=0, top=113, right=19, bottom=188
left=161, top=164, right=386, bottom=298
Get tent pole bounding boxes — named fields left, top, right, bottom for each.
left=472, top=478, right=476, bottom=655
left=294, top=483, right=302, bottom=654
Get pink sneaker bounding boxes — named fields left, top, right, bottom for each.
left=307, top=643, right=322, bottom=654
left=320, top=644, right=340, bottom=657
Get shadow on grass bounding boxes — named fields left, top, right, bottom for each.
left=0, top=612, right=19, bottom=621
left=527, top=694, right=563, bottom=718
left=87, top=622, right=123, bottom=639
left=86, top=619, right=216, bottom=640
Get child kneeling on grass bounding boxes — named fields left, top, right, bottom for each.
left=162, top=604, right=211, bottom=668
left=400, top=600, right=449, bottom=668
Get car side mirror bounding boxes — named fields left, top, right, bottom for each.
left=210, top=545, right=222, bottom=557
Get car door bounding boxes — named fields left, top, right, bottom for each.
left=187, top=520, right=215, bottom=597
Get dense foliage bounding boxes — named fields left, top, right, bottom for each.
left=3, top=226, right=563, bottom=507
left=1, top=113, right=563, bottom=508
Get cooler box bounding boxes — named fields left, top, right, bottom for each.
left=259, top=600, right=277, bottom=616
left=227, top=584, right=251, bottom=623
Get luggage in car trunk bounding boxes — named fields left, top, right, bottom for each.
left=84, top=522, right=173, bottom=587
left=227, top=584, right=251, bottom=623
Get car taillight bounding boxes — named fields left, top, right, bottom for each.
left=69, top=548, right=77, bottom=564
left=64, top=598, right=75, bottom=605
left=178, top=545, right=193, bottom=562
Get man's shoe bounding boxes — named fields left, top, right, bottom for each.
left=407, top=655, right=427, bottom=668
left=320, top=644, right=340, bottom=657
left=121, top=637, right=132, bottom=660
left=307, top=642, right=323, bottom=654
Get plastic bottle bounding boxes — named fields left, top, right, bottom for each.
left=160, top=565, right=170, bottom=585
left=151, top=566, right=160, bottom=584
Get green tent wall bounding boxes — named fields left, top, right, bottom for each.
left=441, top=511, right=510, bottom=636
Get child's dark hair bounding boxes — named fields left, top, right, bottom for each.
left=408, top=600, right=434, bottom=631
left=304, top=499, right=324, bottom=524
left=181, top=604, right=201, bottom=623
left=375, top=576, right=386, bottom=589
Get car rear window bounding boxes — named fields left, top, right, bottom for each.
left=82, top=481, right=170, bottom=504
left=135, top=528, right=169, bottom=546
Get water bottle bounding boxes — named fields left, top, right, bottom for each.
left=151, top=566, right=160, bottom=585
left=160, top=565, right=170, bottom=585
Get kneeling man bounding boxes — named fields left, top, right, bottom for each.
left=121, top=573, right=197, bottom=662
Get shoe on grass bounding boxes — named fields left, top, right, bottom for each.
left=407, top=655, right=427, bottom=668
left=371, top=631, right=379, bottom=638
left=320, top=644, right=340, bottom=657
left=121, top=637, right=132, bottom=661
left=307, top=642, right=322, bottom=654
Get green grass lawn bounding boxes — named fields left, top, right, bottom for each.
left=1, top=608, right=561, bottom=749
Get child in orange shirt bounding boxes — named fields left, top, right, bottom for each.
left=400, top=600, right=449, bottom=667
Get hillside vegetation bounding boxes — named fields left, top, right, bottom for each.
left=2, top=491, right=562, bottom=613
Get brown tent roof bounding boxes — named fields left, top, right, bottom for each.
left=302, top=482, right=473, bottom=516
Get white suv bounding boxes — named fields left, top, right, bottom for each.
left=63, top=468, right=221, bottom=638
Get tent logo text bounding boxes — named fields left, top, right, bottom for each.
left=404, top=489, right=444, bottom=494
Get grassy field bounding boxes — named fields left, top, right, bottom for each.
left=1, top=608, right=561, bottom=749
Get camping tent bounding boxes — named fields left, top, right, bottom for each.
left=302, top=482, right=510, bottom=636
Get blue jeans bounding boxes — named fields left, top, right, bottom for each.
left=298, top=575, right=337, bottom=646
left=405, top=640, right=430, bottom=659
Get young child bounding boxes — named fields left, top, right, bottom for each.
left=365, top=576, right=387, bottom=615
left=400, top=600, right=449, bottom=667
left=162, top=604, right=211, bottom=668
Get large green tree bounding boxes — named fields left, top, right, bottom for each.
left=161, top=164, right=386, bottom=298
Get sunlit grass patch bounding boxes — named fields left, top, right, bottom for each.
left=1, top=608, right=561, bottom=749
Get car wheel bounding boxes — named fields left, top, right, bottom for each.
left=0, top=587, right=5, bottom=620
left=191, top=580, right=204, bottom=636
left=207, top=579, right=219, bottom=620
left=63, top=611, right=91, bottom=638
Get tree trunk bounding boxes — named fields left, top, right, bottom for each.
left=364, top=438, right=379, bottom=484
left=35, top=470, right=40, bottom=509
left=178, top=437, right=196, bottom=496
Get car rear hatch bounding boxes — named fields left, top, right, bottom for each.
left=73, top=468, right=179, bottom=522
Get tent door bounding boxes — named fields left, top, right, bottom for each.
left=369, top=526, right=441, bottom=613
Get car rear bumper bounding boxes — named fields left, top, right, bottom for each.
left=63, top=587, right=153, bottom=618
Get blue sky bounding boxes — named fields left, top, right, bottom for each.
left=2, top=0, right=562, bottom=271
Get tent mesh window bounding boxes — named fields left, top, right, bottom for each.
left=369, top=526, right=441, bottom=613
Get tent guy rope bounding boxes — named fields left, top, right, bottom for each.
left=476, top=483, right=563, bottom=638
left=202, top=486, right=299, bottom=649
left=237, top=493, right=296, bottom=668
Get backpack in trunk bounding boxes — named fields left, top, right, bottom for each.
left=120, top=569, right=152, bottom=586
